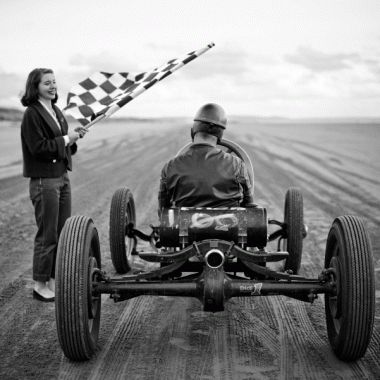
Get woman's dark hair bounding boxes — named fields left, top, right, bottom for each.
left=20, top=68, right=58, bottom=107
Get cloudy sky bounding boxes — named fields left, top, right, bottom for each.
left=1, top=0, right=379, bottom=118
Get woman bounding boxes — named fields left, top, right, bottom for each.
left=20, top=68, right=87, bottom=302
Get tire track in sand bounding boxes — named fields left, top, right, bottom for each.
left=269, top=296, right=375, bottom=380
left=58, top=296, right=157, bottom=380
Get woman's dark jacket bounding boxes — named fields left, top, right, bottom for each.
left=21, top=102, right=77, bottom=178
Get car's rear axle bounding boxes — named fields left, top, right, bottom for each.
left=93, top=268, right=333, bottom=311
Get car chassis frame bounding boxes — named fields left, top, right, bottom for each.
left=93, top=223, right=329, bottom=308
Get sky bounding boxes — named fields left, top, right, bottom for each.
left=1, top=0, right=380, bottom=119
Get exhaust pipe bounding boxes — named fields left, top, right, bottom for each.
left=199, top=249, right=229, bottom=312
left=205, top=249, right=224, bottom=269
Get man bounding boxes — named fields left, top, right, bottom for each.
left=158, top=103, right=253, bottom=214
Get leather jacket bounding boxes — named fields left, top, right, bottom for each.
left=159, top=143, right=253, bottom=210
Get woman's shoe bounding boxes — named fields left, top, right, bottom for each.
left=33, top=290, right=55, bottom=302
left=48, top=278, right=55, bottom=292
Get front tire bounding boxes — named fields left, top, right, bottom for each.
left=283, top=187, right=304, bottom=274
left=109, top=187, right=136, bottom=273
left=56, top=215, right=102, bottom=361
left=324, top=215, right=375, bottom=361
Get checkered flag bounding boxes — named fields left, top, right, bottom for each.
left=63, top=42, right=215, bottom=128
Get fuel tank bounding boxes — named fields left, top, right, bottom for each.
left=160, top=206, right=267, bottom=248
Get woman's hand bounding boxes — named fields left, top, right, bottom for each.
left=68, top=131, right=80, bottom=144
left=74, top=126, right=88, bottom=138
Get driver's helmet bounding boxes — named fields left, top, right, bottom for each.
left=191, top=103, right=227, bottom=142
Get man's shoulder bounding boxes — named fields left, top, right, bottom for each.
left=219, top=149, right=243, bottom=163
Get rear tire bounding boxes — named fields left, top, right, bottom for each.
left=324, top=215, right=375, bottom=361
left=56, top=215, right=101, bottom=361
left=110, top=187, right=136, bottom=273
left=283, top=187, right=304, bottom=274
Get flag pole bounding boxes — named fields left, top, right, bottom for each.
left=83, top=114, right=107, bottom=130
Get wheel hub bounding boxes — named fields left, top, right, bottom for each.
left=328, top=256, right=342, bottom=319
left=88, top=256, right=100, bottom=319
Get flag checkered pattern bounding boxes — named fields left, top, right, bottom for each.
left=63, top=43, right=215, bottom=126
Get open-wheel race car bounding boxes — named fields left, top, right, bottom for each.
left=55, top=139, right=375, bottom=362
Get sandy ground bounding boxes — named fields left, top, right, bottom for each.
left=0, top=118, right=379, bottom=379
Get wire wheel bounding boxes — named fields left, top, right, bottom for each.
left=110, top=187, right=136, bottom=273
left=283, top=187, right=304, bottom=274
left=56, top=215, right=102, bottom=361
left=324, top=215, right=375, bottom=361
